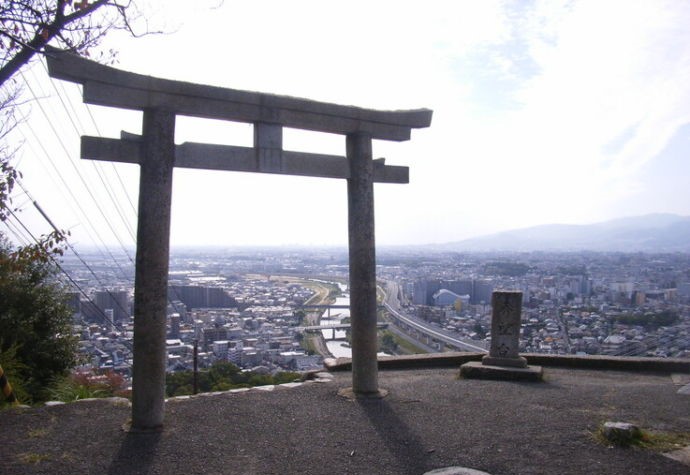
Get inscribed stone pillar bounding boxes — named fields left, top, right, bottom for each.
left=131, top=108, right=176, bottom=431
left=482, top=291, right=527, bottom=368
left=346, top=132, right=380, bottom=395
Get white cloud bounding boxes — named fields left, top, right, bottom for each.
left=437, top=0, right=690, bottom=229
left=9, top=0, right=690, bottom=247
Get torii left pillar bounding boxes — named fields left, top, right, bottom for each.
left=131, top=108, right=176, bottom=432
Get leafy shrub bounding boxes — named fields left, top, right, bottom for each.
left=49, top=370, right=127, bottom=402
left=165, top=361, right=302, bottom=397
left=0, top=343, right=29, bottom=406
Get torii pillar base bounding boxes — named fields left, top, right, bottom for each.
left=337, top=387, right=389, bottom=400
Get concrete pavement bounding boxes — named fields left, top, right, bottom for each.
left=3, top=360, right=690, bottom=475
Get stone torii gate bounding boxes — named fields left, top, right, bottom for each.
left=46, top=48, right=432, bottom=431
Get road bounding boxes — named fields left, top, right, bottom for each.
left=382, top=281, right=488, bottom=353
left=384, top=319, right=439, bottom=353
left=304, top=278, right=487, bottom=357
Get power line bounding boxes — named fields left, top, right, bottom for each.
left=12, top=61, right=188, bottom=354
left=15, top=122, right=133, bottom=281
left=13, top=178, right=133, bottom=326
left=29, top=63, right=188, bottom=312
left=14, top=68, right=135, bottom=271
left=38, top=65, right=137, bottom=241
left=4, top=207, right=127, bottom=341
left=41, top=60, right=138, bottom=218
left=19, top=69, right=135, bottom=264
left=37, top=71, right=136, bottom=241
left=2, top=217, right=31, bottom=247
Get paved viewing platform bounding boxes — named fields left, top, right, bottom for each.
left=3, top=354, right=690, bottom=475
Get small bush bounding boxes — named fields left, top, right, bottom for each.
left=0, top=343, right=29, bottom=406
left=599, top=422, right=642, bottom=447
left=49, top=370, right=127, bottom=402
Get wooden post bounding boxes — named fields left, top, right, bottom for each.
left=193, top=339, right=199, bottom=395
left=131, top=108, right=176, bottom=431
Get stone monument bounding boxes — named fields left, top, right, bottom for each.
left=460, top=290, right=543, bottom=381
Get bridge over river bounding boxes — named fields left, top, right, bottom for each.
left=299, top=294, right=487, bottom=352
left=296, top=322, right=389, bottom=341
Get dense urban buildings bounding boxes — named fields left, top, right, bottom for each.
left=62, top=248, right=690, bottom=387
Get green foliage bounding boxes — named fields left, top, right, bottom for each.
left=165, top=361, right=301, bottom=397
left=614, top=310, right=679, bottom=328
left=272, top=371, right=301, bottom=384
left=248, top=373, right=274, bottom=387
left=173, top=384, right=193, bottom=397
left=597, top=424, right=643, bottom=447
left=0, top=87, right=21, bottom=223
left=327, top=284, right=342, bottom=300
left=209, top=360, right=241, bottom=381
left=380, top=331, right=399, bottom=354
left=483, top=261, right=531, bottom=277
left=1, top=1, right=146, bottom=88
left=294, top=310, right=306, bottom=324
left=0, top=237, right=77, bottom=403
left=49, top=370, right=127, bottom=402
left=635, top=430, right=690, bottom=452
left=0, top=153, right=19, bottom=223
left=0, top=343, right=28, bottom=406
left=299, top=334, right=317, bottom=355
left=557, top=265, right=587, bottom=276
left=49, top=377, right=106, bottom=402
left=473, top=323, right=486, bottom=338
left=0, top=1, right=151, bottom=405
left=592, top=424, right=690, bottom=450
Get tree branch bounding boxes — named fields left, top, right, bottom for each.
left=0, top=0, right=123, bottom=88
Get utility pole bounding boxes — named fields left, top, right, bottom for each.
left=193, top=339, right=199, bottom=395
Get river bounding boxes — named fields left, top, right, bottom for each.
left=321, top=297, right=352, bottom=357
left=319, top=284, right=388, bottom=358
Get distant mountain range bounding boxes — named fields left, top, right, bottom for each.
left=440, top=214, right=690, bottom=252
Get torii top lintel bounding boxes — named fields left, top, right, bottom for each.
left=45, top=47, right=432, bottom=142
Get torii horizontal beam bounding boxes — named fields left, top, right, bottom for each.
left=82, top=135, right=408, bottom=183
left=45, top=47, right=432, bottom=142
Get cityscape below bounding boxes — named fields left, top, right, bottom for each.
left=63, top=247, right=690, bottom=395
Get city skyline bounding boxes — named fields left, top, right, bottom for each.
left=6, top=0, right=690, bottom=248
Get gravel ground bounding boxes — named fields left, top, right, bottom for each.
left=2, top=367, right=689, bottom=475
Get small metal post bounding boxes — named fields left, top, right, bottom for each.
left=193, top=339, right=199, bottom=395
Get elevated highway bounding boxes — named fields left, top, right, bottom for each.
left=381, top=281, right=488, bottom=353
left=383, top=302, right=488, bottom=353
left=296, top=323, right=389, bottom=332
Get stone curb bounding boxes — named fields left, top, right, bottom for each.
left=325, top=352, right=690, bottom=373
left=165, top=374, right=334, bottom=403
left=34, top=376, right=334, bottom=408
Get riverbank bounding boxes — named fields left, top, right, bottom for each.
left=299, top=278, right=344, bottom=358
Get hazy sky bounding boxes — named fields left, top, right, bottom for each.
left=8, top=0, right=690, bottom=249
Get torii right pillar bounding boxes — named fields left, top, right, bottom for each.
left=343, top=132, right=386, bottom=398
